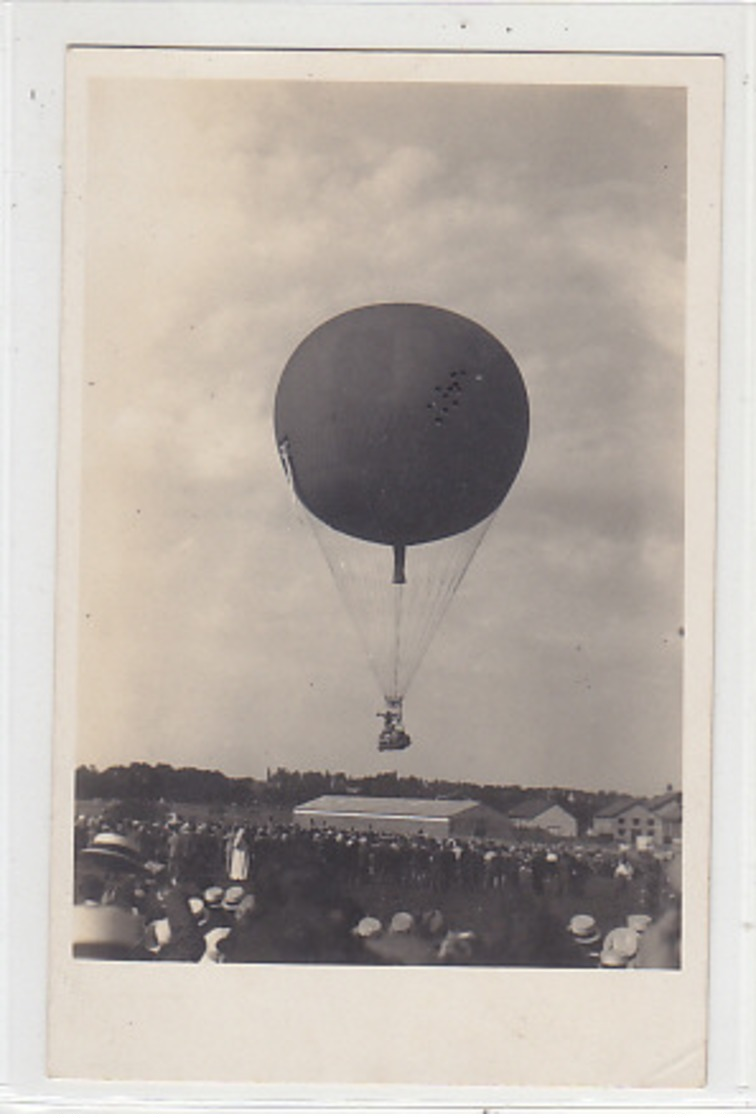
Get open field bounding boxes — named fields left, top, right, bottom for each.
left=76, top=798, right=293, bottom=828
left=75, top=798, right=674, bottom=966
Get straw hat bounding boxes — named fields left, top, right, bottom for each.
left=73, top=903, right=145, bottom=958
left=353, top=916, right=383, bottom=939
left=188, top=897, right=207, bottom=922
left=567, top=914, right=600, bottom=945
left=222, top=885, right=246, bottom=911
left=78, top=832, right=144, bottom=874
left=603, top=926, right=639, bottom=959
left=389, top=911, right=415, bottom=935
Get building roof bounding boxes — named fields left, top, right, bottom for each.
left=647, top=797, right=682, bottom=823
left=508, top=796, right=569, bottom=821
left=293, top=795, right=482, bottom=820
left=646, top=791, right=681, bottom=813
left=593, top=795, right=643, bottom=819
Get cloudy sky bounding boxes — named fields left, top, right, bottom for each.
left=74, top=66, right=686, bottom=795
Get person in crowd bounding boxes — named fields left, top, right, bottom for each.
left=226, top=826, right=251, bottom=882
left=73, top=830, right=150, bottom=959
left=565, top=913, right=603, bottom=966
left=631, top=853, right=681, bottom=968
left=613, top=855, right=634, bottom=894
left=601, top=925, right=639, bottom=966
left=74, top=903, right=148, bottom=960
left=220, top=848, right=367, bottom=964
left=361, top=910, right=440, bottom=965
left=72, top=808, right=683, bottom=969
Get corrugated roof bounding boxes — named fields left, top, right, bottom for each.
left=293, top=795, right=481, bottom=819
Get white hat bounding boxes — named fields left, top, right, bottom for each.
left=627, top=914, right=653, bottom=933
left=78, top=832, right=144, bottom=873
left=567, top=914, right=600, bottom=944
left=600, top=947, right=627, bottom=968
left=389, top=911, right=415, bottom=934
left=188, top=896, right=207, bottom=921
left=73, top=904, right=145, bottom=958
left=222, top=886, right=246, bottom=910
left=354, top=916, right=383, bottom=939
left=603, top=926, right=639, bottom=959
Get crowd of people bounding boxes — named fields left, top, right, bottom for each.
left=73, top=811, right=682, bottom=968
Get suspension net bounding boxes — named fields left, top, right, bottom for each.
left=300, top=505, right=493, bottom=708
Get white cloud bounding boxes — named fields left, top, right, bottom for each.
left=76, top=77, right=686, bottom=793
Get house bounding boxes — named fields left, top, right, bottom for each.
left=592, top=795, right=643, bottom=841
left=645, top=792, right=682, bottom=845
left=507, top=796, right=578, bottom=838
left=292, top=795, right=514, bottom=840
left=592, top=792, right=682, bottom=845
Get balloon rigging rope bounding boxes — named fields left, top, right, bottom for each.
left=408, top=543, right=462, bottom=692
left=287, top=490, right=497, bottom=710
left=396, top=516, right=494, bottom=698
left=311, top=524, right=392, bottom=699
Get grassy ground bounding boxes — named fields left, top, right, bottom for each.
left=77, top=798, right=292, bottom=827
left=77, top=798, right=670, bottom=966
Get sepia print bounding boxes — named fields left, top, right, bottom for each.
left=49, top=48, right=721, bottom=1085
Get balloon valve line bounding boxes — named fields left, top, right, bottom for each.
left=392, top=543, right=407, bottom=585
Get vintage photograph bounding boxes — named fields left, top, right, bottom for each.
left=68, top=58, right=688, bottom=969
left=48, top=46, right=721, bottom=1085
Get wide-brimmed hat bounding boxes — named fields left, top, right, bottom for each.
left=73, top=903, right=145, bottom=959
left=627, top=913, right=653, bottom=934
left=204, top=886, right=224, bottom=908
left=603, top=926, right=639, bottom=959
left=222, top=885, right=246, bottom=911
left=600, top=947, right=627, bottom=968
left=567, top=914, right=600, bottom=944
left=353, top=916, right=383, bottom=939
left=188, top=897, right=207, bottom=923
left=389, top=911, right=415, bottom=935
left=78, top=832, right=145, bottom=874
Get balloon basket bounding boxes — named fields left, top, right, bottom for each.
left=377, top=698, right=411, bottom=751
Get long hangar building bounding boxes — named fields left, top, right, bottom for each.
left=293, top=795, right=513, bottom=840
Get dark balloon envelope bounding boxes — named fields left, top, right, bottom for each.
left=274, top=303, right=529, bottom=547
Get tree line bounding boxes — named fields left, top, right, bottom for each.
left=74, top=762, right=622, bottom=834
